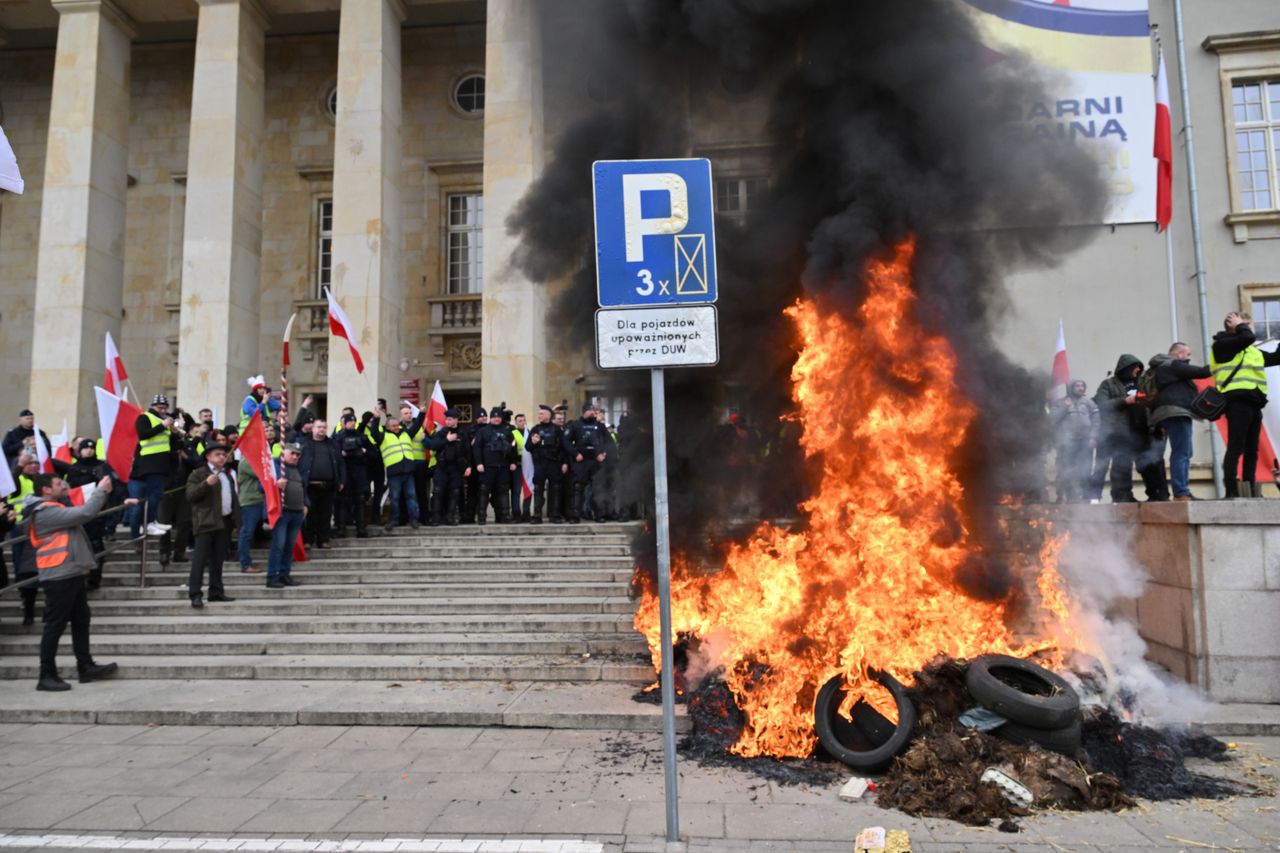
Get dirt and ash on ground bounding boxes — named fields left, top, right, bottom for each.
left=637, top=658, right=1255, bottom=826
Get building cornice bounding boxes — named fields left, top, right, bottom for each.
left=1202, top=30, right=1280, bottom=54
left=50, top=0, right=139, bottom=40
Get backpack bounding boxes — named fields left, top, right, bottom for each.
left=1137, top=368, right=1161, bottom=408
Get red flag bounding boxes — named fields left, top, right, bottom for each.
left=292, top=532, right=308, bottom=563
left=104, top=332, right=129, bottom=396
left=34, top=421, right=53, bottom=474
left=67, top=483, right=97, bottom=507
left=52, top=419, right=71, bottom=465
left=1154, top=51, right=1173, bottom=232
left=1051, top=319, right=1071, bottom=389
left=94, top=386, right=143, bottom=483
left=325, top=287, right=365, bottom=373
left=233, top=411, right=282, bottom=528
left=427, top=380, right=448, bottom=431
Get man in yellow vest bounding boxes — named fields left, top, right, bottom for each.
left=129, top=394, right=180, bottom=539
left=367, top=407, right=420, bottom=531
left=26, top=472, right=124, bottom=691
left=1211, top=312, right=1280, bottom=498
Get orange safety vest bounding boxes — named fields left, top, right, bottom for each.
left=28, top=500, right=71, bottom=572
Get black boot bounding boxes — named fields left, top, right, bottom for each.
left=497, top=491, right=512, bottom=524
left=78, top=662, right=118, bottom=683
left=1224, top=478, right=1239, bottom=499
left=37, top=672, right=71, bottom=692
left=447, top=488, right=462, bottom=525
left=549, top=481, right=564, bottom=523
left=569, top=483, right=584, bottom=523
left=476, top=486, right=489, bottom=525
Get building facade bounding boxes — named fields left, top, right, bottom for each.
left=0, top=0, right=1278, bottom=489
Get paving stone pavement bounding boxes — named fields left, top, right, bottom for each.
left=0, top=724, right=1277, bottom=852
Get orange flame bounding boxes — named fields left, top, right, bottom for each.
left=634, top=239, right=1081, bottom=758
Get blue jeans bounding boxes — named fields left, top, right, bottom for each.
left=128, top=473, right=167, bottom=537
left=238, top=503, right=266, bottom=569
left=1165, top=417, right=1194, bottom=497
left=387, top=473, right=418, bottom=526
left=267, top=509, right=305, bottom=582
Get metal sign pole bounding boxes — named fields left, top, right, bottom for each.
left=651, top=366, right=680, bottom=843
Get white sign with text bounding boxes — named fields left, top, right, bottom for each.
left=595, top=305, right=719, bottom=369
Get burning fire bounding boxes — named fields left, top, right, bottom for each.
left=634, top=240, right=1081, bottom=758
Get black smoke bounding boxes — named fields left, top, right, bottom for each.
left=509, top=0, right=1108, bottom=581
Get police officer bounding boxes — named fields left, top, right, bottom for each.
left=527, top=405, right=567, bottom=524
left=461, top=408, right=487, bottom=524
left=564, top=403, right=613, bottom=523
left=335, top=413, right=374, bottom=538
left=472, top=406, right=518, bottom=525
left=428, top=408, right=471, bottom=525
left=552, top=407, right=572, bottom=521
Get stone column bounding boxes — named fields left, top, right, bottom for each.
left=480, top=0, right=546, bottom=416
left=177, top=0, right=268, bottom=419
left=29, top=0, right=134, bottom=434
left=326, top=0, right=405, bottom=410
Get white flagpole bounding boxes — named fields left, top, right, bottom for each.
left=1165, top=226, right=1178, bottom=342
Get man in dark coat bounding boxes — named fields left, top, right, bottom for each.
left=334, top=413, right=374, bottom=538
left=1092, top=354, right=1168, bottom=502
left=563, top=403, right=615, bottom=522
left=472, top=407, right=518, bottom=525
left=63, top=439, right=115, bottom=590
left=3, top=409, right=50, bottom=468
left=185, top=444, right=239, bottom=609
left=526, top=404, right=567, bottom=524
left=427, top=408, right=471, bottom=525
left=300, top=419, right=345, bottom=548
left=1149, top=343, right=1213, bottom=501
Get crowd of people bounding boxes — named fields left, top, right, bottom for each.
left=1050, top=312, right=1279, bottom=503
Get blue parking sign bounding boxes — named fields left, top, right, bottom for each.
left=592, top=159, right=718, bottom=307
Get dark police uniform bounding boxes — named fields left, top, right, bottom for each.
left=428, top=409, right=470, bottom=525
left=335, top=420, right=375, bottom=537
left=563, top=408, right=613, bottom=523
left=471, top=409, right=518, bottom=525
left=527, top=408, right=566, bottom=524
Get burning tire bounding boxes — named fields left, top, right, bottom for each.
left=813, top=670, right=917, bottom=772
left=965, top=654, right=1080, bottom=730
left=994, top=717, right=1083, bottom=756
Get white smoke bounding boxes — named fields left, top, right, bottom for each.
left=1050, top=520, right=1210, bottom=724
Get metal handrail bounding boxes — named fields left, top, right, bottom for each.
left=0, top=484, right=186, bottom=597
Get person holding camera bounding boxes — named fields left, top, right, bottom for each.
left=1092, top=354, right=1168, bottom=502
left=1211, top=311, right=1280, bottom=498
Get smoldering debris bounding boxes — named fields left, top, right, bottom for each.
left=657, top=658, right=1249, bottom=822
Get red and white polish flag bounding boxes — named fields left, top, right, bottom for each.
left=0, top=125, right=23, bottom=195
left=1154, top=50, right=1173, bottom=233
left=324, top=287, right=365, bottom=374
left=51, top=419, right=71, bottom=465
left=67, top=483, right=97, bottom=507
left=521, top=430, right=535, bottom=501
left=95, top=386, right=143, bottom=484
left=104, top=332, right=129, bottom=398
left=34, top=421, right=53, bottom=474
left=427, top=380, right=448, bottom=431
left=1051, top=319, right=1071, bottom=391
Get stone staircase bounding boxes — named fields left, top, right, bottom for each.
left=0, top=523, right=682, bottom=731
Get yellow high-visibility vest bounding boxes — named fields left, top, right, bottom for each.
left=5, top=475, right=34, bottom=522
left=138, top=412, right=169, bottom=457
left=1210, top=346, right=1268, bottom=395
left=379, top=430, right=416, bottom=468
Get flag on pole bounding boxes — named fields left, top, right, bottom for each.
left=520, top=428, right=535, bottom=501
left=51, top=419, right=71, bottom=465
left=281, top=312, right=297, bottom=419
left=104, top=332, right=129, bottom=396
left=67, top=483, right=98, bottom=507
left=1154, top=50, right=1173, bottom=232
left=402, top=399, right=421, bottom=419
left=426, top=380, right=448, bottom=430
left=34, top=422, right=53, bottom=474
left=1051, top=319, right=1071, bottom=390
left=94, top=386, right=143, bottom=483
left=0, top=451, right=16, bottom=498
left=233, top=411, right=282, bottom=527
left=324, top=287, right=365, bottom=373
left=0, top=125, right=24, bottom=195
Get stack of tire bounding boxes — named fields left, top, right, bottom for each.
left=965, top=654, right=1082, bottom=755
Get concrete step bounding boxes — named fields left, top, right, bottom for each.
left=0, top=631, right=649, bottom=656
left=0, top=595, right=637, bottom=617
left=0, top=653, right=655, bottom=682
left=102, top=556, right=638, bottom=570
left=97, top=567, right=635, bottom=585
left=81, top=581, right=629, bottom=600
left=0, top=612, right=637, bottom=635
left=0, top=678, right=687, bottom=731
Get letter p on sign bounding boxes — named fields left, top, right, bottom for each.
left=622, top=173, right=688, bottom=262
